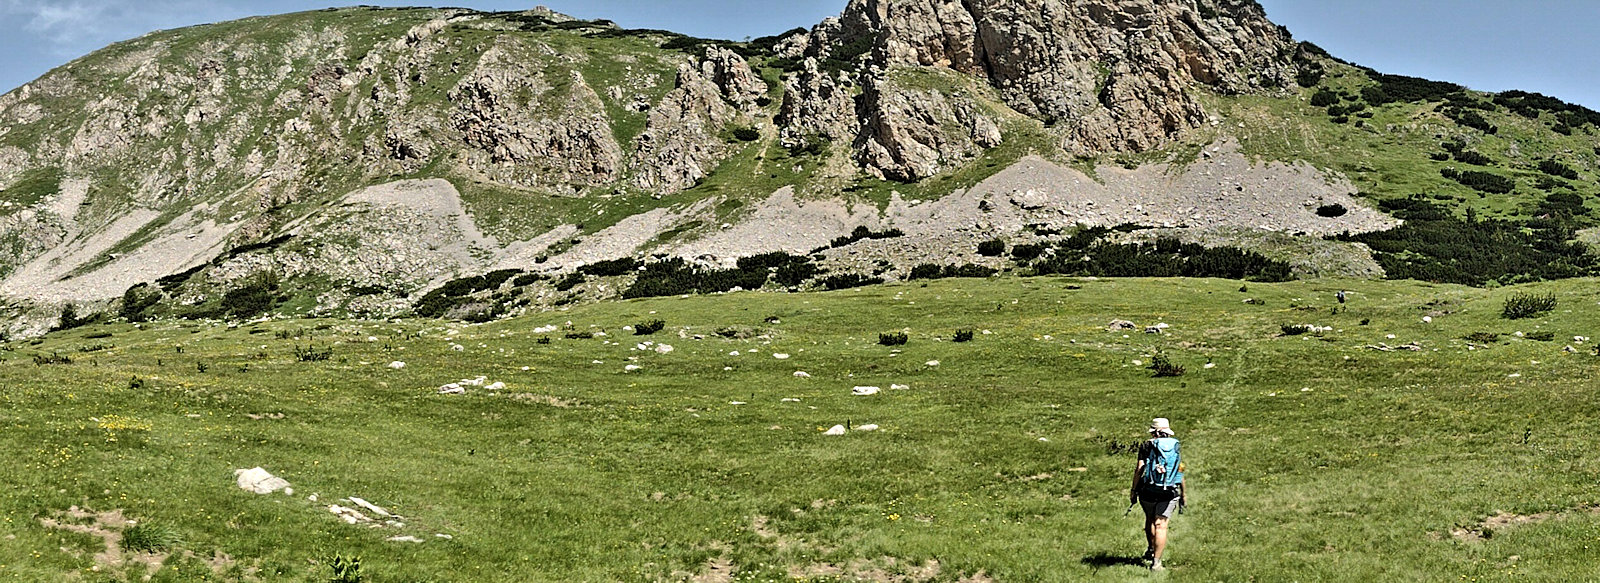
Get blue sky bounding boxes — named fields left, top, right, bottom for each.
left=1, top=1, right=1598, bottom=110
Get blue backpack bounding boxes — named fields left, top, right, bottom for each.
left=1140, top=437, right=1184, bottom=488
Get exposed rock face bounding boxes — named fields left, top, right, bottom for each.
left=855, top=73, right=1001, bottom=181
left=449, top=42, right=624, bottom=191
left=701, top=47, right=768, bottom=110
left=794, top=0, right=1298, bottom=156
left=777, top=58, right=860, bottom=148
left=629, top=64, right=742, bottom=195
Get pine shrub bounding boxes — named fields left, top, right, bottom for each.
left=953, top=329, right=975, bottom=343
left=976, top=239, right=1007, bottom=257
left=634, top=320, right=665, bottom=335
left=878, top=331, right=908, bottom=346
left=1501, top=292, right=1557, bottom=319
left=1149, top=354, right=1186, bottom=377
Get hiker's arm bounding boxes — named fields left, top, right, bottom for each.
left=1179, top=481, right=1187, bottom=505
left=1130, top=460, right=1144, bottom=503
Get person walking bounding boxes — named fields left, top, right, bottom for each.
left=1130, top=417, right=1186, bottom=571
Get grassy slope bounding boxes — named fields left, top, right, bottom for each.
left=2, top=275, right=1598, bottom=581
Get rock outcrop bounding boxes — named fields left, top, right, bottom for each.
left=449, top=42, right=624, bottom=191
left=701, top=47, right=768, bottom=110
left=777, top=58, right=860, bottom=149
left=783, top=0, right=1299, bottom=160
left=854, top=73, right=1001, bottom=181
left=629, top=63, right=742, bottom=195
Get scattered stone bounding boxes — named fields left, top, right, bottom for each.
left=486, top=381, right=506, bottom=391
left=234, top=468, right=290, bottom=494
left=852, top=386, right=881, bottom=396
left=1203, top=363, right=1217, bottom=369
left=655, top=344, right=674, bottom=354
left=856, top=424, right=880, bottom=432
left=782, top=398, right=801, bottom=402
left=729, top=401, right=747, bottom=405
left=890, top=384, right=910, bottom=390
left=388, top=361, right=406, bottom=369
left=1107, top=320, right=1137, bottom=331
left=773, top=353, right=790, bottom=359
left=794, top=371, right=811, bottom=378
left=624, top=364, right=642, bottom=371
left=450, top=344, right=465, bottom=352
left=823, top=425, right=847, bottom=435
left=348, top=497, right=393, bottom=518
left=387, top=535, right=424, bottom=543
left=925, top=360, right=940, bottom=367
left=328, top=505, right=370, bottom=524
left=438, top=384, right=465, bottom=395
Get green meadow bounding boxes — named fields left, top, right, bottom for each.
left=2, top=276, right=1598, bottom=582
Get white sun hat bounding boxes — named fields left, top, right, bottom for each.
left=1150, top=418, right=1172, bottom=433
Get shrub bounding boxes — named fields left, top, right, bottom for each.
left=1538, top=160, right=1580, bottom=180
left=909, top=264, right=998, bottom=281
left=1445, top=108, right=1498, bottom=134
left=1280, top=324, right=1312, bottom=336
left=829, top=226, right=904, bottom=248
left=512, top=273, right=545, bottom=287
left=54, top=303, right=92, bottom=331
left=33, top=353, right=73, bottom=366
left=1440, top=168, right=1515, bottom=194
left=1010, top=244, right=1046, bottom=261
left=731, top=126, right=761, bottom=142
left=553, top=272, right=586, bottom=292
left=1310, top=89, right=1340, bottom=107
left=293, top=344, right=333, bottom=362
left=1149, top=354, right=1186, bottom=377
left=564, top=331, right=595, bottom=340
left=121, top=523, right=181, bottom=553
left=878, top=331, right=908, bottom=346
left=1453, top=150, right=1493, bottom=166
left=578, top=258, right=640, bottom=277
left=1463, top=331, right=1502, bottom=344
left=1316, top=204, right=1348, bottom=218
left=634, top=319, right=665, bottom=335
left=1366, top=72, right=1463, bottom=104
left=908, top=264, right=944, bottom=280
left=1502, top=292, right=1557, bottom=319
left=1334, top=197, right=1598, bottom=285
left=1526, top=331, right=1555, bottom=342
left=953, top=329, right=975, bottom=343
left=976, top=239, right=1007, bottom=257
left=120, top=283, right=163, bottom=323
left=536, top=336, right=552, bottom=344
left=817, top=274, right=883, bottom=291
left=221, top=273, right=283, bottom=319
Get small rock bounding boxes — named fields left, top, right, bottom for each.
left=349, top=497, right=393, bottom=518
left=793, top=371, right=811, bottom=378
left=773, top=353, right=790, bottom=359
left=435, top=533, right=453, bottom=539
left=486, top=382, right=506, bottom=391
left=624, top=364, right=642, bottom=371
left=781, top=398, right=801, bottom=402
left=450, top=344, right=465, bottom=352
left=388, top=361, right=406, bottom=370
left=655, top=344, right=674, bottom=354
left=852, top=386, right=881, bottom=396
left=387, top=536, right=425, bottom=543
left=1203, top=363, right=1216, bottom=369
left=925, top=360, right=940, bottom=367
left=856, top=424, right=880, bottom=432
left=438, top=384, right=465, bottom=395
left=890, top=384, right=909, bottom=390
left=823, top=425, right=847, bottom=435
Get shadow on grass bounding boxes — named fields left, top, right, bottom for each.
left=1081, top=552, right=1146, bottom=570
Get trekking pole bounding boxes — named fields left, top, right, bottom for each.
left=1123, top=501, right=1137, bottom=517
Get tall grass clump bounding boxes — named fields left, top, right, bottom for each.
left=1148, top=354, right=1186, bottom=377
left=1502, top=292, right=1557, bottom=319
left=121, top=523, right=181, bottom=553
left=878, top=331, right=908, bottom=346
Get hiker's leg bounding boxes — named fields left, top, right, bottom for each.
left=1143, top=514, right=1158, bottom=557
left=1151, top=516, right=1170, bottom=560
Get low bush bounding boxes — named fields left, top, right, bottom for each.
left=634, top=319, right=665, bottom=335
left=221, top=273, right=284, bottom=319
left=120, top=283, right=164, bottom=323
left=878, top=331, right=908, bottom=346
left=953, top=329, right=975, bottom=342
left=1335, top=197, right=1598, bottom=285
left=564, top=331, right=594, bottom=340
left=33, top=353, right=73, bottom=366
left=977, top=239, right=1007, bottom=257
left=731, top=126, right=761, bottom=142
left=1148, top=354, right=1186, bottom=377
left=1527, top=331, right=1555, bottom=342
left=1453, top=150, right=1493, bottom=166
left=1440, top=168, right=1515, bottom=194
left=1502, top=292, right=1557, bottom=320
left=817, top=274, right=884, bottom=291
left=1010, top=244, right=1046, bottom=261
left=1310, top=89, right=1339, bottom=107
left=829, top=226, right=904, bottom=249
left=1281, top=324, right=1312, bottom=336
left=908, top=264, right=997, bottom=281
left=578, top=258, right=640, bottom=277
left=1463, top=331, right=1503, bottom=344
left=1538, top=160, right=1580, bottom=180
left=293, top=344, right=333, bottom=362
left=1316, top=204, right=1348, bottom=218
left=553, top=272, right=587, bottom=292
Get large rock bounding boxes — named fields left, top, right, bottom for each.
left=854, top=73, right=1001, bottom=181
left=701, top=47, right=768, bottom=110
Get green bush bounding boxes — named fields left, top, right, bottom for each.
left=1281, top=324, right=1312, bottom=336
left=329, top=553, right=364, bottom=583
left=1463, top=332, right=1503, bottom=344
left=731, top=126, right=761, bottom=142
left=120, top=283, right=164, bottom=323
left=1335, top=198, right=1598, bottom=285
left=293, top=344, right=333, bottom=362
left=1310, top=89, right=1340, bottom=107
left=1440, top=168, right=1515, bottom=194
left=977, top=239, right=1007, bottom=257
left=817, top=274, right=884, bottom=291
left=1538, top=160, right=1580, bottom=180
left=1502, top=292, right=1557, bottom=320
left=1527, top=331, right=1555, bottom=342
left=1010, top=244, right=1046, bottom=261
left=221, top=273, right=283, bottom=319
left=578, top=258, right=640, bottom=277
left=953, top=329, right=975, bottom=343
left=878, top=331, right=908, bottom=346
left=634, top=320, right=665, bottom=335
left=1453, top=150, right=1493, bottom=166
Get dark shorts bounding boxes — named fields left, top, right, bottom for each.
left=1139, top=486, right=1180, bottom=519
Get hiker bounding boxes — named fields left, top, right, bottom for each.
left=1130, top=417, right=1186, bottom=571
left=1337, top=290, right=1348, bottom=304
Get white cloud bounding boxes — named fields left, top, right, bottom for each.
left=0, top=0, right=243, bottom=56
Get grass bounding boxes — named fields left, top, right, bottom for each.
left=0, top=276, right=1598, bottom=580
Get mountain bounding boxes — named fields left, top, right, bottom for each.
left=1, top=1, right=1597, bottom=335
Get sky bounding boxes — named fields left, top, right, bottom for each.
left=1, top=0, right=1597, bottom=110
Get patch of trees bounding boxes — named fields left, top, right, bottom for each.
left=1029, top=234, right=1291, bottom=282
left=1494, top=90, right=1600, bottom=129
left=413, top=270, right=524, bottom=318
left=1334, top=197, right=1597, bottom=286
left=623, top=254, right=820, bottom=299
left=907, top=264, right=998, bottom=281
left=825, top=226, right=905, bottom=250
left=1443, top=107, right=1498, bottom=134
left=1362, top=71, right=1464, bottom=105
left=1538, top=160, right=1580, bottom=180
left=1441, top=168, right=1515, bottom=194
